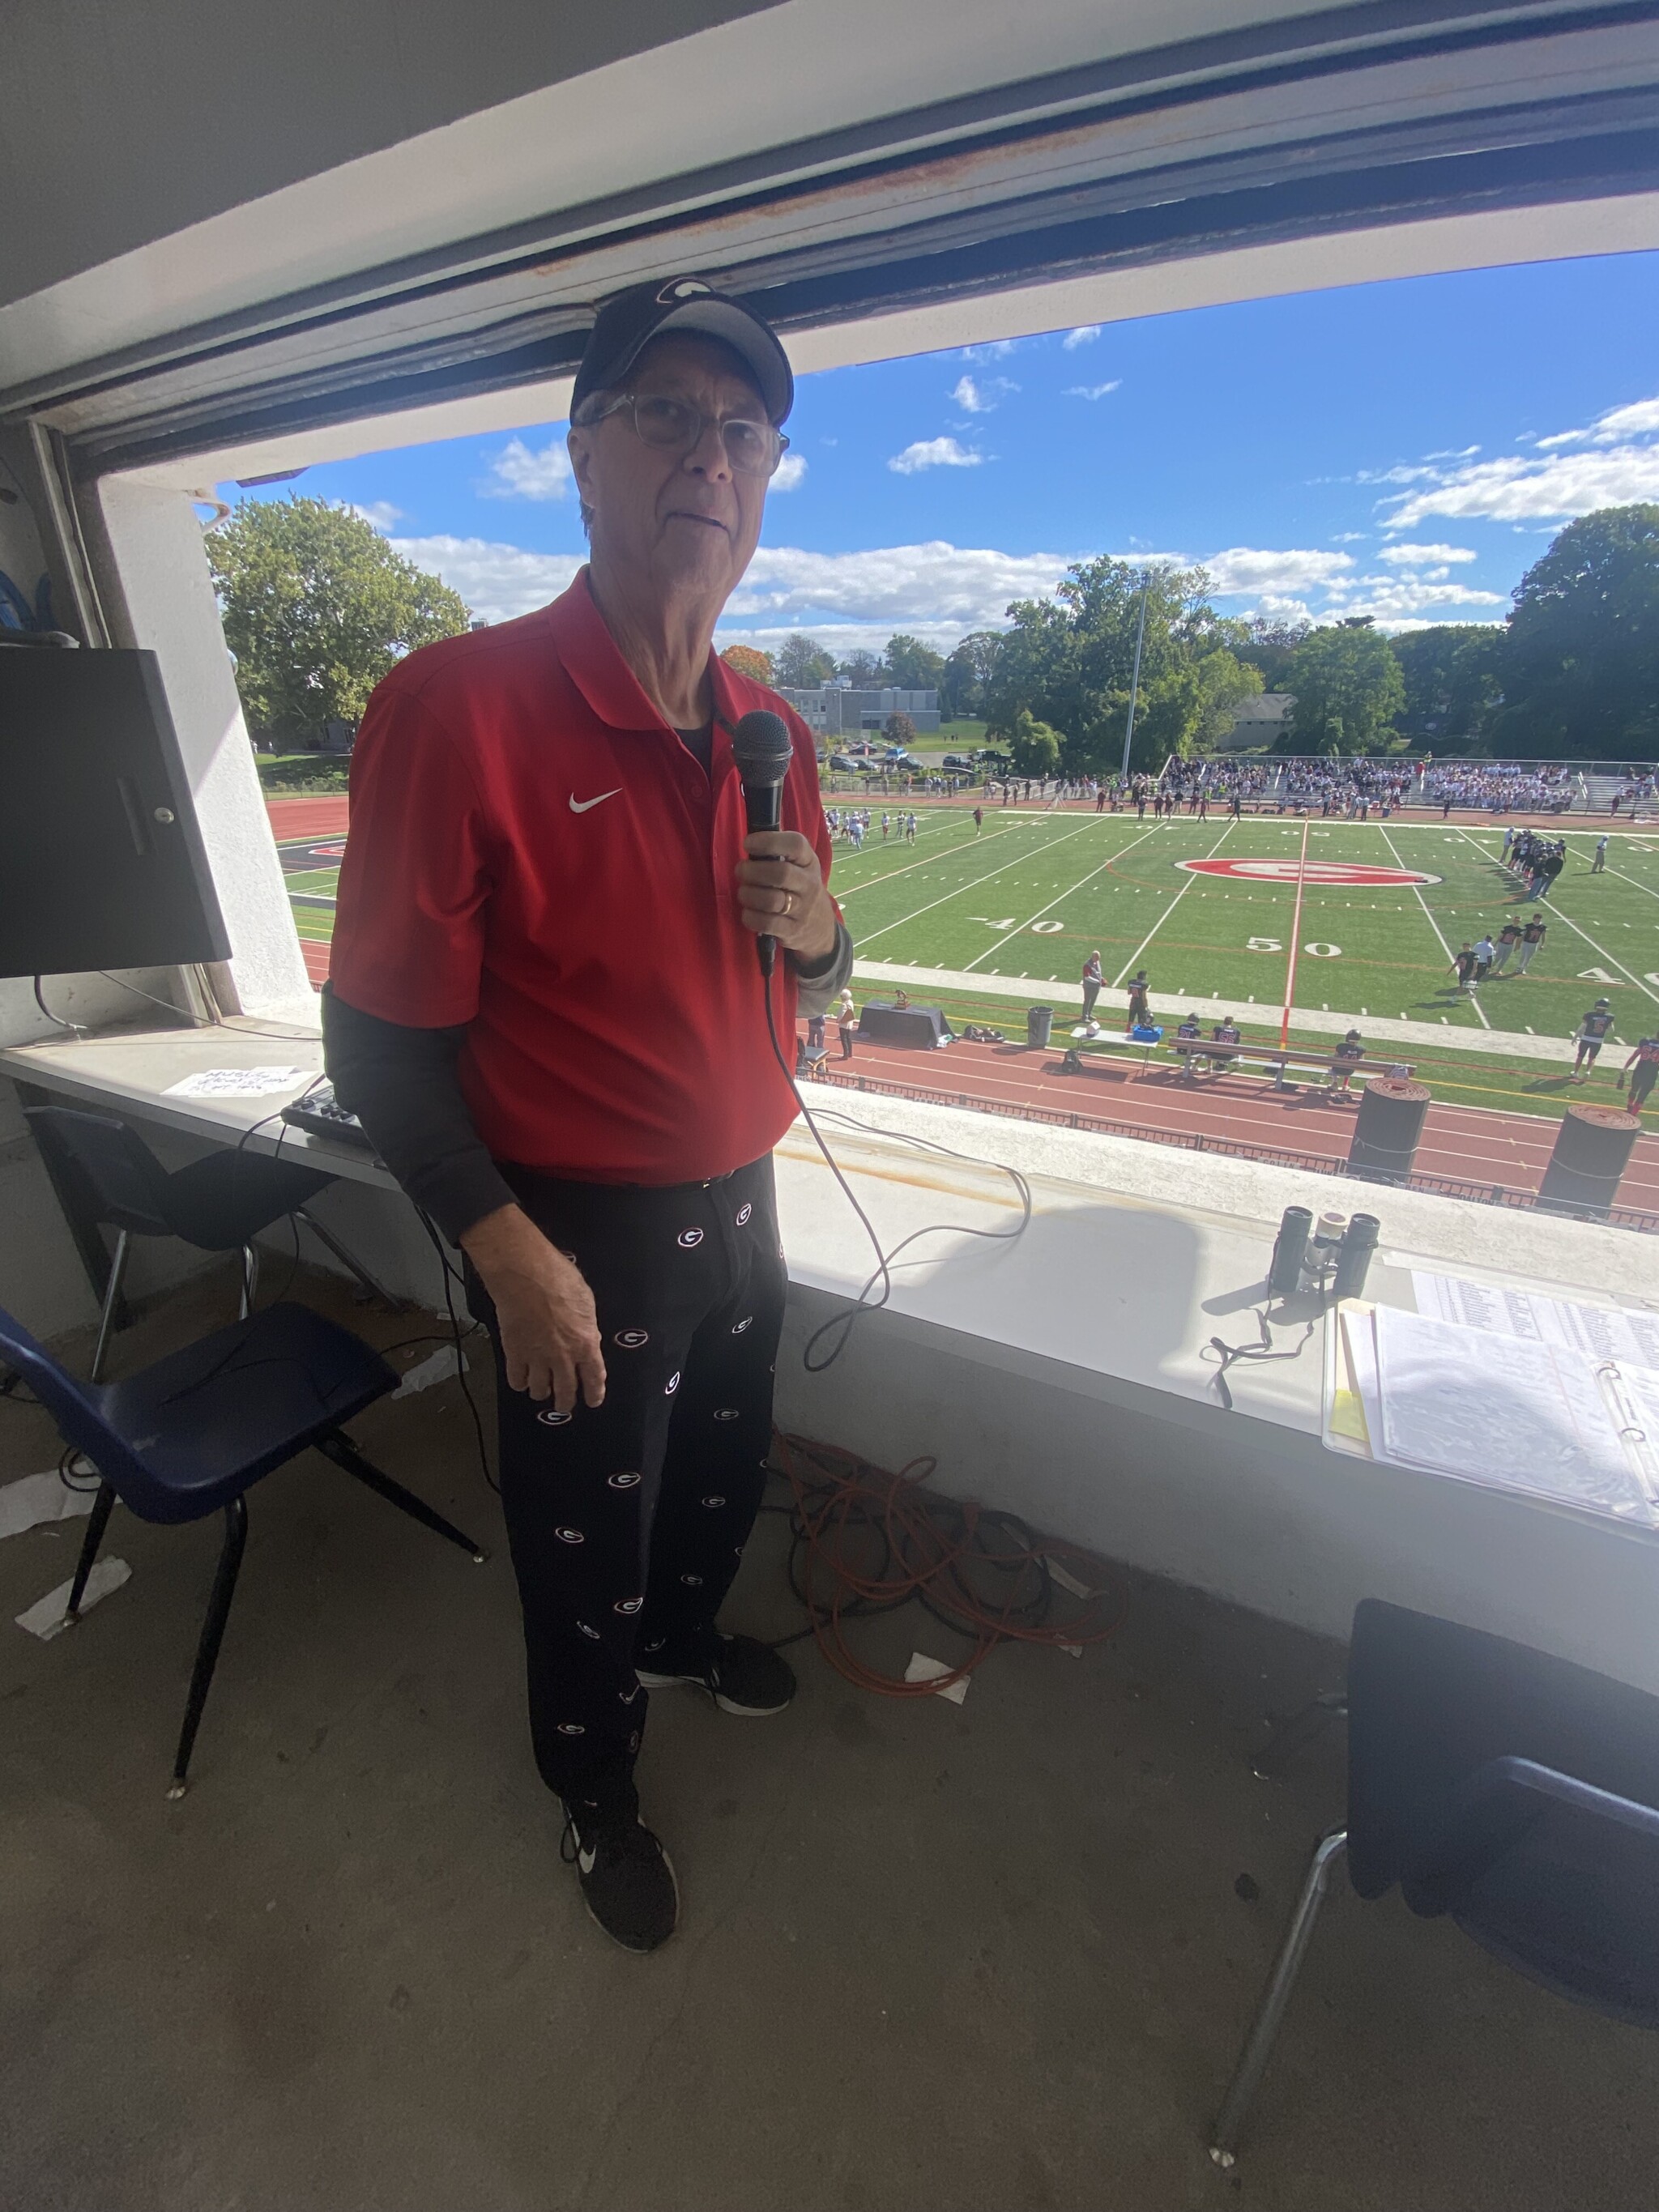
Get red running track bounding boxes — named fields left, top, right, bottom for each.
left=267, top=795, right=351, bottom=841
left=804, top=1029, right=1659, bottom=1209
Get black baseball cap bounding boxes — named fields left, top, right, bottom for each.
left=571, top=277, right=794, bottom=427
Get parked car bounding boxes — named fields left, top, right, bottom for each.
left=828, top=752, right=855, bottom=771
left=942, top=753, right=975, bottom=769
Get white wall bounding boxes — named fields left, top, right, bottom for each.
left=93, top=479, right=313, bottom=1017
left=774, top=1287, right=1659, bottom=1696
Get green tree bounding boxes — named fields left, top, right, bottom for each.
left=1493, top=505, right=1659, bottom=757
left=1235, top=616, right=1310, bottom=692
left=774, top=635, right=838, bottom=687
left=1388, top=624, right=1504, bottom=742
left=882, top=710, right=917, bottom=748
left=940, top=631, right=1002, bottom=719
left=208, top=497, right=468, bottom=735
left=1005, top=709, right=1062, bottom=777
left=838, top=648, right=886, bottom=686
left=883, top=634, right=946, bottom=691
left=1282, top=624, right=1405, bottom=753
left=983, top=556, right=1256, bottom=773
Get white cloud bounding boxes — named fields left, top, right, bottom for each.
left=390, top=535, right=582, bottom=624
left=727, top=541, right=1073, bottom=628
left=1330, top=531, right=1368, bottom=543
left=1376, top=542, right=1478, bottom=566
left=719, top=620, right=962, bottom=658
left=391, top=525, right=1509, bottom=646
left=1423, top=445, right=1481, bottom=462
left=1384, top=443, right=1659, bottom=530
left=1061, top=325, right=1101, bottom=349
left=1535, top=395, right=1659, bottom=450
left=1203, top=547, right=1354, bottom=595
left=951, top=374, right=1016, bottom=413
left=887, top=437, right=984, bottom=475
left=483, top=437, right=572, bottom=501
left=1328, top=573, right=1505, bottom=623
left=351, top=501, right=403, bottom=531
left=1247, top=594, right=1320, bottom=629
left=1355, top=462, right=1439, bottom=485
left=770, top=451, right=808, bottom=491
left=1065, top=381, right=1121, bottom=401
left=1593, top=398, right=1659, bottom=441
left=959, top=339, right=1017, bottom=361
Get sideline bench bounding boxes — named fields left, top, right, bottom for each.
left=1168, top=1041, right=1414, bottom=1090
left=1057, top=1039, right=1414, bottom=1093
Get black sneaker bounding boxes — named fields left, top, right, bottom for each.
left=636, top=1632, right=796, bottom=1715
left=560, top=1798, right=679, bottom=1954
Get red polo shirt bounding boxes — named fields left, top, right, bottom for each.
left=329, top=572, right=834, bottom=1183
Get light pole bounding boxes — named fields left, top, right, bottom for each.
left=1120, top=568, right=1150, bottom=781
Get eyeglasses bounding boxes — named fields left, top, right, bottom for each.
left=583, top=391, right=789, bottom=478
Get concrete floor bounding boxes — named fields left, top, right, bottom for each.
left=4, top=1265, right=1659, bottom=2212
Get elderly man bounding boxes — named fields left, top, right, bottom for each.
left=322, top=278, right=851, bottom=1953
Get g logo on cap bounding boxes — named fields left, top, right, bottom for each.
left=659, top=278, right=712, bottom=301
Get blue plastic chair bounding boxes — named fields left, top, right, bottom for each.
left=1210, top=1599, right=1659, bottom=2165
left=0, top=1299, right=487, bottom=1797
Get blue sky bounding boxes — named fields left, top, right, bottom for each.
left=221, top=250, right=1659, bottom=651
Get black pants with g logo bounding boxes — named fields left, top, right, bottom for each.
left=467, top=1154, right=785, bottom=1809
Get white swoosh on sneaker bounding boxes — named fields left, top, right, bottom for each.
left=569, top=788, right=622, bottom=814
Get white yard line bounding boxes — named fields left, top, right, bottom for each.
left=1381, top=823, right=1490, bottom=1029
left=1111, top=821, right=1232, bottom=987
left=963, top=854, right=1122, bottom=971
left=834, top=816, right=1027, bottom=899
left=854, top=816, right=1102, bottom=948
left=964, top=816, right=1169, bottom=974
left=1452, top=825, right=1659, bottom=1008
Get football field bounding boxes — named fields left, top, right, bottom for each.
left=279, top=805, right=1659, bottom=1065
left=827, top=807, right=1659, bottom=1046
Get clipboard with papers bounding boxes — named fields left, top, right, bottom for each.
left=1324, top=1272, right=1659, bottom=1534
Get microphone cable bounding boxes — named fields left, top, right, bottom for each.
left=759, top=975, right=1032, bottom=1371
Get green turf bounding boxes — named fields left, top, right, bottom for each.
left=279, top=812, right=1659, bottom=1119
left=828, top=808, right=1659, bottom=1049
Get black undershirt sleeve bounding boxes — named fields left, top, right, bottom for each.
left=320, top=982, right=516, bottom=1245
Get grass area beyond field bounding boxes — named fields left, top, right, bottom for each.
left=279, top=805, right=1659, bottom=1124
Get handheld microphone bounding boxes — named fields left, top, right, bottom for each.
left=730, top=708, right=795, bottom=976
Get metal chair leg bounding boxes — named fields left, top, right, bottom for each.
left=294, top=1208, right=403, bottom=1310
left=168, top=1495, right=248, bottom=1800
left=238, top=1242, right=258, bottom=1321
left=63, top=1480, right=117, bottom=1622
left=89, top=1230, right=130, bottom=1383
left=315, top=1430, right=488, bottom=1562
left=1209, top=1826, right=1349, bottom=2168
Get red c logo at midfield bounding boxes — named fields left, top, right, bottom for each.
left=1178, top=859, right=1442, bottom=886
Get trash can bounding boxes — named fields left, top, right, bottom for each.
left=1346, top=1076, right=1430, bottom=1184
left=1026, top=1005, right=1053, bottom=1050
left=1537, top=1103, right=1641, bottom=1218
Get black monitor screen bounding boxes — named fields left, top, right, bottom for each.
left=0, top=647, right=231, bottom=979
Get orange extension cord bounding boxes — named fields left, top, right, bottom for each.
left=768, top=1430, right=1124, bottom=1698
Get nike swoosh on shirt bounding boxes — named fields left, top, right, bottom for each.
left=569, top=789, right=623, bottom=814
